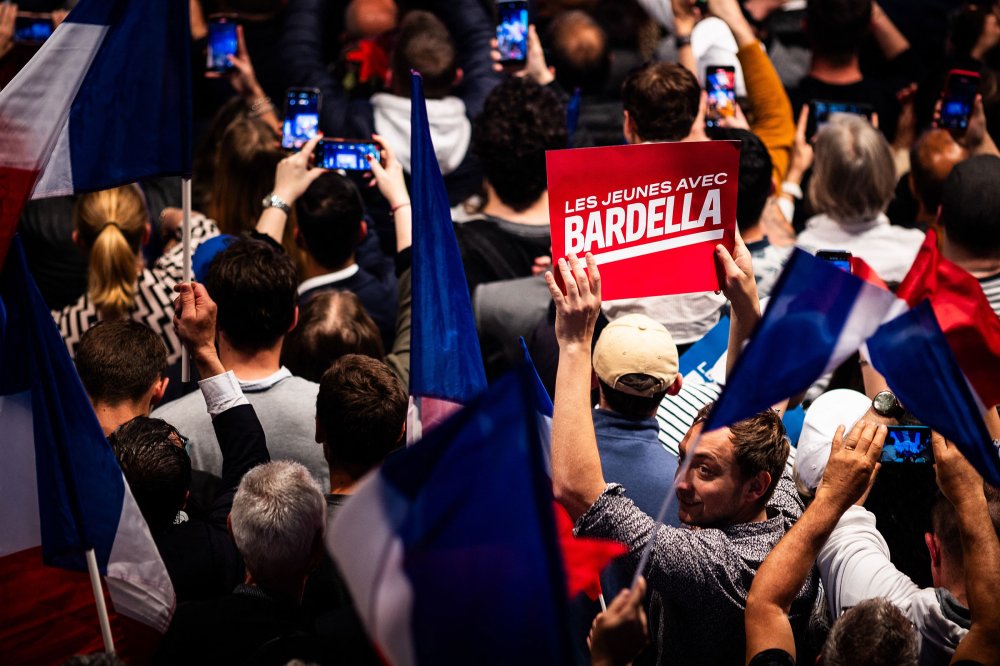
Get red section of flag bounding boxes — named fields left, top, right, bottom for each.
left=546, top=140, right=740, bottom=300
left=553, top=502, right=627, bottom=601
left=850, top=256, right=889, bottom=291
left=0, top=166, right=40, bottom=268
left=0, top=546, right=160, bottom=664
left=896, top=230, right=1000, bottom=408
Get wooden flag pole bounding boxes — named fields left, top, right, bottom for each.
left=180, top=177, right=192, bottom=382
left=85, top=548, right=116, bottom=654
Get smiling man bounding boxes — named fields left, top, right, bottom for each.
left=548, top=244, right=816, bottom=666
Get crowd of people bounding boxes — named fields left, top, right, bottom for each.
left=5, top=0, right=1000, bottom=663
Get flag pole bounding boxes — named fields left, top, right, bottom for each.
left=631, top=429, right=705, bottom=585
left=180, top=178, right=192, bottom=382
left=85, top=548, right=116, bottom=654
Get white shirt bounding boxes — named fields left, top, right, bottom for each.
left=602, top=291, right=727, bottom=345
left=297, top=264, right=360, bottom=296
left=797, top=213, right=925, bottom=283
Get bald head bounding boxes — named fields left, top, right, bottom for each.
left=549, top=11, right=610, bottom=95
left=345, top=0, right=397, bottom=38
left=909, top=129, right=969, bottom=222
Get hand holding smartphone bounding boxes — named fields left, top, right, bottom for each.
left=281, top=88, right=322, bottom=151
left=938, top=69, right=980, bottom=133
left=496, top=1, right=529, bottom=66
left=705, top=65, right=736, bottom=129
left=206, top=16, right=239, bottom=73
left=314, top=139, right=381, bottom=171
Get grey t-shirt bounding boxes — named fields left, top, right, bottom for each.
left=153, top=369, right=327, bottom=487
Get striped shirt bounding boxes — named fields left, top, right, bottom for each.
left=52, top=214, right=218, bottom=365
left=980, top=272, right=1000, bottom=318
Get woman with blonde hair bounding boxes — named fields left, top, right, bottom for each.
left=53, top=184, right=218, bottom=364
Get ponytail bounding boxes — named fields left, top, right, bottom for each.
left=88, top=223, right=138, bottom=318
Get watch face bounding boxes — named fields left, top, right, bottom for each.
left=873, top=391, right=895, bottom=415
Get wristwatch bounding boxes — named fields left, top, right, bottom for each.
left=872, top=390, right=905, bottom=419
left=675, top=33, right=692, bottom=49
left=261, top=192, right=291, bottom=215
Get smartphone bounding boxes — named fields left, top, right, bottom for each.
left=881, top=425, right=933, bottom=464
left=705, top=65, right=736, bottom=128
left=817, top=250, right=852, bottom=274
left=281, top=88, right=322, bottom=151
left=496, top=0, right=529, bottom=66
left=939, top=69, right=980, bottom=132
left=14, top=13, right=53, bottom=43
left=206, top=16, right=239, bottom=73
left=807, top=100, right=874, bottom=140
left=314, top=139, right=380, bottom=171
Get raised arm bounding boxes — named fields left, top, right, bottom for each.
left=745, top=421, right=885, bottom=663
left=716, top=229, right=761, bottom=378
left=433, top=0, right=503, bottom=118
left=931, top=433, right=1000, bottom=665
left=548, top=253, right=607, bottom=520
left=255, top=135, right=326, bottom=244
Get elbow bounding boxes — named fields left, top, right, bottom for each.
left=553, top=477, right=602, bottom=522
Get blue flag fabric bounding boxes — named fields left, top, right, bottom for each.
left=704, top=249, right=899, bottom=431
left=327, top=363, right=573, bottom=665
left=409, top=72, right=487, bottom=402
left=868, top=301, right=1000, bottom=486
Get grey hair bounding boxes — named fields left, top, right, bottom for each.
left=809, top=114, right=896, bottom=223
left=822, top=597, right=919, bottom=666
left=230, top=461, right=326, bottom=585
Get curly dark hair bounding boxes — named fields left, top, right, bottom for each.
left=806, top=0, right=871, bottom=63
left=472, top=77, right=568, bottom=211
left=621, top=61, right=700, bottom=143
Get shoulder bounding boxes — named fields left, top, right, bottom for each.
left=152, top=391, right=209, bottom=422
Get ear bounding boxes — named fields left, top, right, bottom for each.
left=623, top=110, right=638, bottom=144
left=142, top=222, right=151, bottom=247
left=288, top=305, right=299, bottom=334
left=384, top=67, right=393, bottom=90
left=315, top=416, right=326, bottom=444
left=745, top=470, right=772, bottom=504
left=226, top=512, right=233, bottom=538
left=667, top=375, right=683, bottom=396
left=72, top=229, right=83, bottom=249
left=151, top=376, right=169, bottom=408
left=359, top=219, right=368, bottom=243
left=924, top=532, right=941, bottom=567
left=453, top=67, right=464, bottom=89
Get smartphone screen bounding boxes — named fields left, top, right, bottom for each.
left=207, top=17, right=238, bottom=73
left=281, top=88, right=321, bottom=150
left=939, top=70, right=980, bottom=132
left=705, top=66, right=736, bottom=128
left=816, top=250, right=853, bottom=273
left=315, top=140, right=379, bottom=171
left=496, top=1, right=529, bottom=65
left=881, top=426, right=933, bottom=464
left=14, top=14, right=53, bottom=43
left=808, top=101, right=874, bottom=140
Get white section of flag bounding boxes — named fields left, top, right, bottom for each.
left=823, top=283, right=907, bottom=375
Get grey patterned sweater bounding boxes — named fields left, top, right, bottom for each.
left=575, top=475, right=818, bottom=665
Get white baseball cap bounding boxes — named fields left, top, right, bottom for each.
left=794, top=389, right=873, bottom=492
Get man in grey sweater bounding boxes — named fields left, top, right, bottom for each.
left=154, top=238, right=327, bottom=487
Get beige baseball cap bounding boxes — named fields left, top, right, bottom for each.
left=593, top=314, right=679, bottom=397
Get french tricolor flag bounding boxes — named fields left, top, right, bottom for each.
left=704, top=248, right=905, bottom=430
left=0, top=0, right=191, bottom=263
left=868, top=231, right=1000, bottom=485
left=0, top=239, right=174, bottom=663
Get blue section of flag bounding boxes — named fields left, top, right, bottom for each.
left=705, top=249, right=864, bottom=431
left=0, top=237, right=125, bottom=573
left=520, top=337, right=553, bottom=417
left=68, top=0, right=192, bottom=190
left=409, top=72, right=487, bottom=402
left=379, top=363, right=572, bottom=665
left=868, top=301, right=1000, bottom=486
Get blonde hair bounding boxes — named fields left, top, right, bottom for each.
left=75, top=186, right=148, bottom=319
left=809, top=114, right=896, bottom=224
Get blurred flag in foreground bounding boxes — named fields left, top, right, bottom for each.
left=407, top=71, right=487, bottom=440
left=0, top=238, right=174, bottom=663
left=327, top=364, right=573, bottom=665
left=0, top=0, right=191, bottom=264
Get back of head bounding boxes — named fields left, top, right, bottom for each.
left=295, top=172, right=365, bottom=270
left=706, top=127, right=773, bottom=231
left=282, top=291, right=384, bottom=383
left=317, top=354, right=406, bottom=478
left=696, top=402, right=790, bottom=507
left=75, top=186, right=148, bottom=319
left=931, top=483, right=1000, bottom=569
left=473, top=77, right=568, bottom=211
left=549, top=11, right=611, bottom=95
left=909, top=129, right=968, bottom=217
left=806, top=0, right=871, bottom=64
left=593, top=314, right=679, bottom=419
left=821, top=597, right=919, bottom=666
left=109, top=417, right=190, bottom=534
left=810, top=115, right=895, bottom=223
left=230, top=460, right=325, bottom=587
left=205, top=238, right=298, bottom=353
left=391, top=10, right=456, bottom=99
left=621, top=61, right=700, bottom=143
left=210, top=115, right=283, bottom=235
left=939, top=154, right=1000, bottom=257
left=76, top=320, right=167, bottom=406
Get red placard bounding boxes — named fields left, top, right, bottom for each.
left=546, top=140, right=740, bottom=301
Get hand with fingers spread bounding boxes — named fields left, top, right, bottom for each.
left=590, top=577, right=649, bottom=666
left=930, top=432, right=984, bottom=509
left=491, top=25, right=554, bottom=86
left=273, top=134, right=327, bottom=204
left=546, top=253, right=602, bottom=351
left=0, top=3, right=17, bottom=60
left=815, top=421, right=886, bottom=512
left=173, top=282, right=225, bottom=378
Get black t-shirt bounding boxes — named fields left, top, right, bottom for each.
left=454, top=215, right=552, bottom=295
left=748, top=648, right=796, bottom=666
